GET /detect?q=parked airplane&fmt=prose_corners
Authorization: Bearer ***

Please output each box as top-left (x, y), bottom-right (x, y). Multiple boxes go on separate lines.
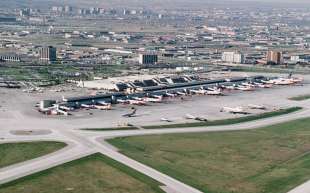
top-left (117, 98), bottom-right (146, 105)
top-left (176, 91), bottom-right (187, 96)
top-left (273, 78), bottom-right (295, 85)
top-left (206, 88), bottom-right (223, 95)
top-left (94, 104), bottom-right (112, 110)
top-left (129, 99), bottom-right (147, 105)
top-left (58, 105), bottom-right (74, 111)
top-left (241, 82), bottom-right (255, 87)
top-left (123, 107), bottom-right (137, 118)
top-left (81, 104), bottom-right (93, 108)
top-left (132, 97), bottom-right (144, 101)
top-left (262, 77), bottom-right (303, 85)
top-left (144, 97), bottom-right (162, 103)
top-left (222, 85), bottom-right (237, 90)
top-left (236, 86), bottom-right (255, 91)
top-left (190, 89), bottom-right (207, 95)
top-left (97, 101), bottom-right (111, 106)
top-left (220, 106), bottom-right (250, 114)
top-left (23, 87), bottom-right (43, 93)
top-left (288, 73), bottom-right (303, 83)
top-left (160, 118), bottom-right (173, 122)
top-left (38, 104), bottom-right (69, 116)
top-left (253, 82), bottom-right (272, 88)
top-left (248, 104), bottom-right (267, 110)
top-left (152, 95), bottom-right (163, 99)
top-left (185, 114), bottom-right (208, 122)
top-left (165, 92), bottom-right (177, 97)
top-left (117, 99), bottom-right (130, 104)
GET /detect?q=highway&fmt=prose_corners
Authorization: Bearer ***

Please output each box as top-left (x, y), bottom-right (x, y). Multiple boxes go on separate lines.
top-left (0, 99), bottom-right (309, 193)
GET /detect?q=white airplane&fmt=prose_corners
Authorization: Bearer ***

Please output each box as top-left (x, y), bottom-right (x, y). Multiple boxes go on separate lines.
top-left (222, 85), bottom-right (237, 90)
top-left (94, 104), bottom-right (112, 110)
top-left (55, 108), bottom-right (69, 116)
top-left (248, 104), bottom-right (267, 110)
top-left (165, 92), bottom-right (177, 97)
top-left (176, 91), bottom-right (187, 96)
top-left (207, 90), bottom-right (222, 95)
top-left (143, 97), bottom-right (162, 103)
top-left (117, 99), bottom-right (145, 105)
top-left (128, 99), bottom-right (147, 105)
top-left (81, 104), bottom-right (93, 108)
top-left (262, 77), bottom-right (302, 85)
top-left (152, 95), bottom-right (163, 99)
top-left (39, 105), bottom-right (69, 116)
top-left (190, 89), bottom-right (207, 95)
top-left (261, 79), bottom-right (277, 84)
top-left (160, 118), bottom-right (173, 122)
top-left (132, 97), bottom-right (144, 101)
top-left (185, 114), bottom-right (196, 119)
top-left (273, 78), bottom-right (295, 85)
top-left (236, 86), bottom-right (255, 91)
top-left (50, 89), bottom-right (64, 92)
top-left (206, 88), bottom-right (223, 95)
top-left (221, 106), bottom-right (250, 114)
top-left (290, 77), bottom-right (303, 83)
top-left (253, 82), bottom-right (272, 88)
top-left (241, 82), bottom-right (255, 87)
top-left (122, 107), bottom-right (137, 118)
top-left (185, 114), bottom-right (208, 122)
top-left (59, 105), bottom-right (74, 111)
top-left (117, 99), bottom-right (130, 104)
top-left (97, 101), bottom-right (110, 106)
top-left (23, 87), bottom-right (43, 93)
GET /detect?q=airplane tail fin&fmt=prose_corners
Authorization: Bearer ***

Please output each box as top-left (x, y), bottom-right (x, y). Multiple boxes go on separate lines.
top-left (288, 72), bottom-right (293, 78)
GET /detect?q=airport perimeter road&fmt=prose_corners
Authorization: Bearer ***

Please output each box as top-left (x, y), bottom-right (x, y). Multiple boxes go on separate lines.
top-left (0, 132), bottom-right (97, 185)
top-left (95, 139), bottom-right (203, 193)
top-left (0, 100), bottom-right (310, 193)
top-left (288, 181), bottom-right (310, 193)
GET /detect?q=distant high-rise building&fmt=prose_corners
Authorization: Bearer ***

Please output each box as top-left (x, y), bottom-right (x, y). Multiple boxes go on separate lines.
top-left (64, 6), bottom-right (73, 13)
top-left (19, 8), bottom-right (31, 17)
top-left (222, 52), bottom-right (244, 64)
top-left (51, 6), bottom-right (59, 12)
top-left (267, 51), bottom-right (283, 65)
top-left (39, 46), bottom-right (57, 63)
top-left (123, 9), bottom-right (129, 15)
top-left (139, 53), bottom-right (158, 65)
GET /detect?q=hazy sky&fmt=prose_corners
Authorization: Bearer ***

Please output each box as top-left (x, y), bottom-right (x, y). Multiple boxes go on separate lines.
top-left (1, 0), bottom-right (309, 9)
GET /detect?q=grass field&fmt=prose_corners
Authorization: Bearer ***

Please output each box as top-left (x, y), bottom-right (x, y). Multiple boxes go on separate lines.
top-left (0, 141), bottom-right (66, 168)
top-left (109, 117), bottom-right (310, 193)
top-left (289, 95), bottom-right (310, 101)
top-left (0, 153), bottom-right (164, 193)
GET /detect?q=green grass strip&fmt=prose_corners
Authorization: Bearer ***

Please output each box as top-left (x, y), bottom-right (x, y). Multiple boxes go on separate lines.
top-left (289, 95), bottom-right (310, 101)
top-left (0, 153), bottom-right (165, 193)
